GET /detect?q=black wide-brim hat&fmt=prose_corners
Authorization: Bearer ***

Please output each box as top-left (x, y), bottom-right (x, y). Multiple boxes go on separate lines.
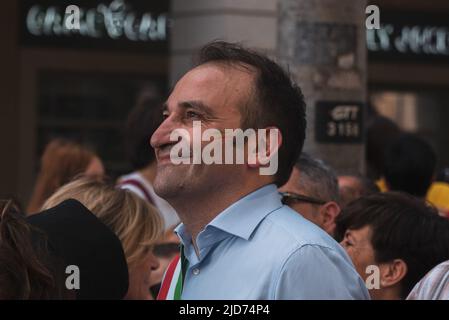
top-left (27, 199), bottom-right (129, 300)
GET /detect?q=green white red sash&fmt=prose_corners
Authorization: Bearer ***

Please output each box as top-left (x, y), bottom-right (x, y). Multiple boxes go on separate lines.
top-left (157, 254), bottom-right (182, 300)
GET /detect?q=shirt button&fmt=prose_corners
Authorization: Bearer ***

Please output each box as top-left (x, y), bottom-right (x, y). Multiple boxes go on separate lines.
top-left (192, 268), bottom-right (200, 275)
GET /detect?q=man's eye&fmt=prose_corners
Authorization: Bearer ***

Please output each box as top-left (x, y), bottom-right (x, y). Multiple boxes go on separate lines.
top-left (186, 111), bottom-right (200, 119)
top-left (162, 111), bottom-right (170, 119)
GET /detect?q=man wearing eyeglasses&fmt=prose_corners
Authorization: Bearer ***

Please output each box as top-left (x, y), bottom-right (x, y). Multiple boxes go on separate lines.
top-left (279, 153), bottom-right (341, 237)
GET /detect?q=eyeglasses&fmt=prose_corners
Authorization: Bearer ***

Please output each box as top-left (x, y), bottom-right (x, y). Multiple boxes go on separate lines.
top-left (280, 192), bottom-right (326, 206)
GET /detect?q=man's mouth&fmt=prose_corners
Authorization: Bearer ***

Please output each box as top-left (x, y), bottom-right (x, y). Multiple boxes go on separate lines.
top-left (157, 143), bottom-right (178, 164)
top-left (157, 142), bottom-right (192, 164)
top-left (157, 145), bottom-right (173, 164)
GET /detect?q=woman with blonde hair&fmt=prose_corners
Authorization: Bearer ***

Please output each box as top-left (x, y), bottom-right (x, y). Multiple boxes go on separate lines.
top-left (42, 176), bottom-right (164, 300)
top-left (27, 138), bottom-right (105, 214)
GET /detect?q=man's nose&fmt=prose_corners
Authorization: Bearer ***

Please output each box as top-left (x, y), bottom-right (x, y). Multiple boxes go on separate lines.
top-left (150, 117), bottom-right (175, 149)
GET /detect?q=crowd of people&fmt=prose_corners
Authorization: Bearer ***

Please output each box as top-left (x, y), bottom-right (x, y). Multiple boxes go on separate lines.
top-left (1, 41), bottom-right (449, 300)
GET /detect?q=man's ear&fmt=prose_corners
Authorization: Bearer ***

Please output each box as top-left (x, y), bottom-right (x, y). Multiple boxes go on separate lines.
top-left (248, 126), bottom-right (282, 168)
top-left (319, 201), bottom-right (341, 235)
top-left (379, 259), bottom-right (408, 289)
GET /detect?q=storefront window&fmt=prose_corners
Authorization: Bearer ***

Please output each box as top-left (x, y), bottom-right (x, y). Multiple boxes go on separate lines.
top-left (37, 71), bottom-right (165, 177)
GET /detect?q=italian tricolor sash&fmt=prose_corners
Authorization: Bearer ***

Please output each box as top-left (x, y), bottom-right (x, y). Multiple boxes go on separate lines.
top-left (157, 248), bottom-right (188, 300)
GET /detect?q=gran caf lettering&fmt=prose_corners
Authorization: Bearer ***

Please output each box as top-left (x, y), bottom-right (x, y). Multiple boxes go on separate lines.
top-left (26, 0), bottom-right (167, 42)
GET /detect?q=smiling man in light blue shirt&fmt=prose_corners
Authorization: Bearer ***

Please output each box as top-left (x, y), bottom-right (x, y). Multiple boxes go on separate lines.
top-left (151, 41), bottom-right (370, 300)
top-left (176, 184), bottom-right (369, 299)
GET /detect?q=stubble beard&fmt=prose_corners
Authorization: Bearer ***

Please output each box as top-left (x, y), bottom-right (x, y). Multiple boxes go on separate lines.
top-left (153, 163), bottom-right (190, 201)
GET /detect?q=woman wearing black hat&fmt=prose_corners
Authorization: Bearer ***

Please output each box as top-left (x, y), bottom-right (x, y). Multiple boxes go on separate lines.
top-left (43, 176), bottom-right (164, 300)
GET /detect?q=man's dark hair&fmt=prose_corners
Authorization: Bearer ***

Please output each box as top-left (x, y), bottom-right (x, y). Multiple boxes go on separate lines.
top-left (295, 153), bottom-right (339, 203)
top-left (335, 192), bottom-right (449, 299)
top-left (197, 41), bottom-right (307, 186)
top-left (124, 97), bottom-right (164, 170)
top-left (384, 133), bottom-right (437, 198)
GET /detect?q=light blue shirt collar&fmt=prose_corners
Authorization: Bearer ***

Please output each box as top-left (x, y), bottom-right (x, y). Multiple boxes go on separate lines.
top-left (175, 184), bottom-right (282, 253)
top-left (207, 184), bottom-right (282, 240)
